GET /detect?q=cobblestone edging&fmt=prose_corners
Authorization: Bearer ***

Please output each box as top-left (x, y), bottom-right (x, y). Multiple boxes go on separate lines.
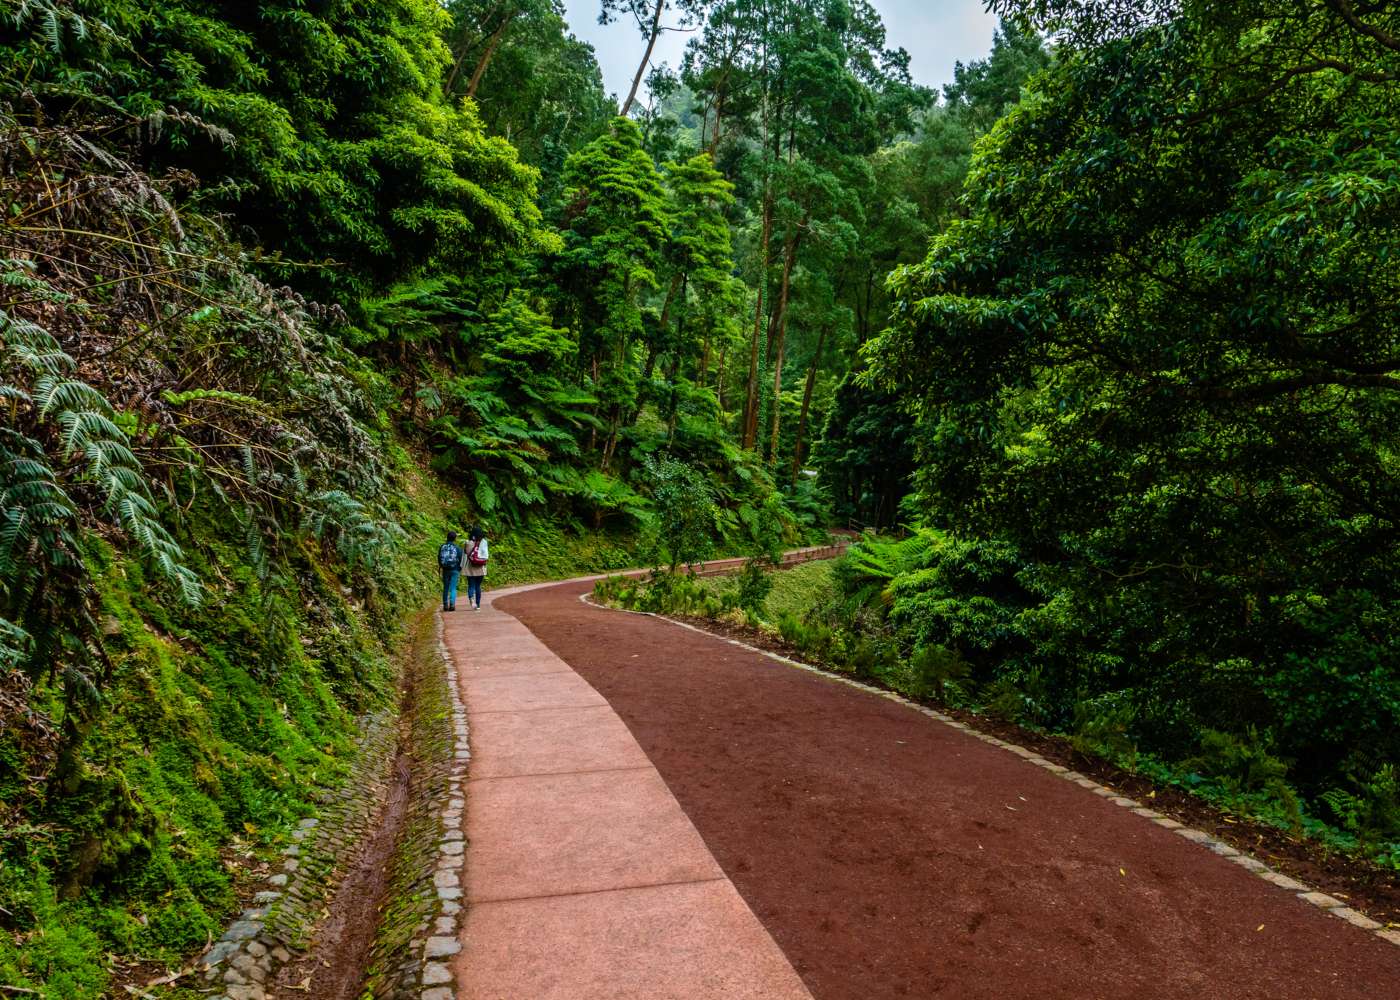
top-left (358, 614), bottom-right (470, 1000)
top-left (586, 594), bottom-right (1400, 952)
top-left (196, 706), bottom-right (400, 1000)
top-left (417, 613), bottom-right (471, 1000)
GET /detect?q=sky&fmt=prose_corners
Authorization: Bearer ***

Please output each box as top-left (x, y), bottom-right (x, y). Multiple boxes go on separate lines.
top-left (561, 1), bottom-right (1002, 104)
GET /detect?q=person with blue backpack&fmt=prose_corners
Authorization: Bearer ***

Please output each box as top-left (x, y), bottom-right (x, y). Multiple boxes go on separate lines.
top-left (438, 530), bottom-right (464, 612)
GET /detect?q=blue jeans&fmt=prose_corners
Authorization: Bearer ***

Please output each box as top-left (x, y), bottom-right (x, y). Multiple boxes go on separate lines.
top-left (465, 575), bottom-right (483, 607)
top-left (441, 569), bottom-right (459, 609)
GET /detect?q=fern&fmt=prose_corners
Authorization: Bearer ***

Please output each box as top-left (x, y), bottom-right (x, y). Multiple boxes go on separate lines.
top-left (161, 388), bottom-right (264, 409)
top-left (302, 490), bottom-right (405, 571)
top-left (3, 307), bottom-right (202, 604)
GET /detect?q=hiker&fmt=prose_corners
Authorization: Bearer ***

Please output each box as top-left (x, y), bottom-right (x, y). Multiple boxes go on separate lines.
top-left (438, 530), bottom-right (464, 612)
top-left (463, 525), bottom-right (489, 611)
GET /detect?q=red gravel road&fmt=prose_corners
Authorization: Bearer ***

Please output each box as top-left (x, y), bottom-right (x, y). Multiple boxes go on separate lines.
top-left (497, 580), bottom-right (1400, 1000)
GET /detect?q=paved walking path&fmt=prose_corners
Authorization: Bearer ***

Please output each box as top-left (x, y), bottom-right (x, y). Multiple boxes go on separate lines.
top-left (492, 577), bottom-right (1400, 1000)
top-left (440, 587), bottom-right (812, 1000)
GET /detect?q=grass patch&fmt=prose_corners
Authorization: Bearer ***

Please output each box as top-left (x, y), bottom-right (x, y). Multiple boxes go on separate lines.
top-left (694, 559), bottom-right (838, 626)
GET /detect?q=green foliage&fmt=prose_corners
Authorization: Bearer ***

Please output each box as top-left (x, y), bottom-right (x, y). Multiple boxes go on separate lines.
top-left (595, 569), bottom-right (724, 618)
top-left (5, 0), bottom-right (548, 298)
top-left (432, 293), bottom-right (650, 526)
top-left (1069, 695), bottom-right (1138, 765)
top-left (1322, 764), bottom-right (1400, 847)
top-left (758, 558), bottom-right (836, 623)
top-left (444, 0), bottom-right (614, 198)
top-left (1182, 729), bottom-right (1303, 832)
top-left (2, 301), bottom-right (200, 606)
top-left (644, 455), bottom-right (717, 570)
top-left (733, 558), bottom-right (773, 615)
top-left (905, 644), bottom-right (970, 703)
top-left (864, 1), bottom-right (1400, 845)
top-left (552, 118), bottom-right (670, 446)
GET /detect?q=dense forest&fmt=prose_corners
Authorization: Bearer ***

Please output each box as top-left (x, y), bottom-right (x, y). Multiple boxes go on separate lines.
top-left (2, 0), bottom-right (1399, 994)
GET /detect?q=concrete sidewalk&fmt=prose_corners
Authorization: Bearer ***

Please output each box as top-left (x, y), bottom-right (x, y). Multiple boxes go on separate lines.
top-left (441, 591), bottom-right (812, 1000)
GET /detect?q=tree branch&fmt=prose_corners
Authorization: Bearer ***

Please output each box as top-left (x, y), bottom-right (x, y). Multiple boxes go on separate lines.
top-left (1183, 371), bottom-right (1400, 401)
top-left (1326, 0), bottom-right (1400, 54)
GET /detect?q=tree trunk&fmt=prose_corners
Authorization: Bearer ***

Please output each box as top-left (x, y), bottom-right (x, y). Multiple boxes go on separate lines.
top-left (631, 271), bottom-right (683, 426)
top-left (445, 3), bottom-right (505, 95)
top-left (716, 342), bottom-right (727, 410)
top-left (710, 88), bottom-right (724, 152)
top-left (765, 220), bottom-right (805, 462)
top-left (860, 269), bottom-right (875, 343)
top-left (601, 409), bottom-right (621, 471)
top-left (665, 354), bottom-right (682, 443)
top-left (657, 270), bottom-right (683, 341)
top-left (466, 12), bottom-right (518, 99)
top-left (620, 0), bottom-right (666, 117)
top-left (742, 190), bottom-right (774, 450)
top-left (789, 322), bottom-right (828, 484)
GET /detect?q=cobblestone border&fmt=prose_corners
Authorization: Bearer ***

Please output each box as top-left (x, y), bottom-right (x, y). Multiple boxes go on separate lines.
top-left (196, 706), bottom-right (400, 1000)
top-left (585, 594), bottom-right (1400, 951)
top-left (413, 611), bottom-right (471, 1000)
top-left (348, 609), bottom-right (465, 1000)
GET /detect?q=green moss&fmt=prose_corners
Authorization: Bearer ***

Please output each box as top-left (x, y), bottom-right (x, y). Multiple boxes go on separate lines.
top-left (0, 487), bottom-right (432, 996)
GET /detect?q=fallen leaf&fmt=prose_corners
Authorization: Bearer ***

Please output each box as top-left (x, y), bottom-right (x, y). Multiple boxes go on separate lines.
top-left (1147, 790), bottom-right (1156, 799)
top-left (1256, 924), bottom-right (1265, 932)
top-left (1120, 868), bottom-right (1126, 877)
top-left (145, 965), bottom-right (193, 987)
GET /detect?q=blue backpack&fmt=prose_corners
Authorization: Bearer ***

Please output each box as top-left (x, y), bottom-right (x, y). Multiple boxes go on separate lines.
top-left (438, 542), bottom-right (461, 570)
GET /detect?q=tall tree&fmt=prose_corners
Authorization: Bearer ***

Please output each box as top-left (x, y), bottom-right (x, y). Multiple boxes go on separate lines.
top-left (444, 0), bottom-right (614, 189)
top-left (643, 152), bottom-right (742, 434)
top-left (601, 0), bottom-right (711, 117)
top-left (682, 0), bottom-right (919, 457)
top-left (551, 118), bottom-right (670, 468)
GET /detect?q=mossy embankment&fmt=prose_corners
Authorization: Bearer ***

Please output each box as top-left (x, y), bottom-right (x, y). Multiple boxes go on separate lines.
top-left (0, 442), bottom-right (640, 999)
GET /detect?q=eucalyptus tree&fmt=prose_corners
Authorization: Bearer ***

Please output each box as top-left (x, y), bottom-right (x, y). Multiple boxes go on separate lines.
top-left (649, 153), bottom-right (740, 396)
top-left (443, 0), bottom-right (613, 193)
top-left (444, 0), bottom-right (564, 98)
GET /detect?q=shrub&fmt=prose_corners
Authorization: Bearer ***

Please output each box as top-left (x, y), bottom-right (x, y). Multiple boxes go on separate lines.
top-left (1182, 729), bottom-right (1303, 831)
top-left (906, 644), bottom-right (970, 703)
top-left (734, 559), bottom-right (774, 616)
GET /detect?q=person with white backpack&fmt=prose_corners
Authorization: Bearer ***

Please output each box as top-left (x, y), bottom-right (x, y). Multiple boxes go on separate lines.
top-left (463, 525), bottom-right (489, 611)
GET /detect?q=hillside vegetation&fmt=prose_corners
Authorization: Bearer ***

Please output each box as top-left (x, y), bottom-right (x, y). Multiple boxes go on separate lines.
top-left (5, 0), bottom-right (1400, 993)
